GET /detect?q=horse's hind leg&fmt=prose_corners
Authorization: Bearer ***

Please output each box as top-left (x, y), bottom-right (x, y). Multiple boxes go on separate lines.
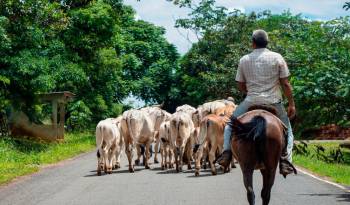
top-left (261, 169), bottom-right (276, 205)
top-left (242, 168), bottom-right (255, 205)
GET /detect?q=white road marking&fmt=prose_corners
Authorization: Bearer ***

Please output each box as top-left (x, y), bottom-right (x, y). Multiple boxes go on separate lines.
top-left (297, 167), bottom-right (350, 193)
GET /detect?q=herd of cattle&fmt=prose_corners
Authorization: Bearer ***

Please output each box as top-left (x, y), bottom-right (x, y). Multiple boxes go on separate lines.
top-left (95, 98), bottom-right (237, 176)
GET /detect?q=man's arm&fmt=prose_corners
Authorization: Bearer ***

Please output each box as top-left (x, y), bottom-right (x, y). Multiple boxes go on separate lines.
top-left (237, 81), bottom-right (247, 94)
top-left (280, 77), bottom-right (296, 119)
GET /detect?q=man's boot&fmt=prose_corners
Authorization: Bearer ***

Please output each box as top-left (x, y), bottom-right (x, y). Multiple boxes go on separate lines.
top-left (215, 150), bottom-right (232, 169)
top-left (279, 150), bottom-right (297, 178)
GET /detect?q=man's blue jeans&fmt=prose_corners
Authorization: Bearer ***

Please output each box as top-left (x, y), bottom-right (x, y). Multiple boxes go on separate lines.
top-left (223, 100), bottom-right (294, 162)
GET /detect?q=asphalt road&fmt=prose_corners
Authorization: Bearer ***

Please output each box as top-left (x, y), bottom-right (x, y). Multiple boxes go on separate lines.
top-left (0, 151), bottom-right (349, 205)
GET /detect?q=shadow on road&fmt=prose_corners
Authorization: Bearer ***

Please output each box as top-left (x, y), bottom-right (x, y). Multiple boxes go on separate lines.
top-left (84, 168), bottom-right (143, 177)
top-left (298, 193), bottom-right (350, 203)
top-left (187, 171), bottom-right (226, 178)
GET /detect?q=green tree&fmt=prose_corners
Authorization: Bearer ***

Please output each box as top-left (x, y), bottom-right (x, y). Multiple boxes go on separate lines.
top-left (174, 1), bottom-right (350, 135)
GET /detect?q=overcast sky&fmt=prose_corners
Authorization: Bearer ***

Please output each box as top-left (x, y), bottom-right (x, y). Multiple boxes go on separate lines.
top-left (124, 0), bottom-right (349, 54)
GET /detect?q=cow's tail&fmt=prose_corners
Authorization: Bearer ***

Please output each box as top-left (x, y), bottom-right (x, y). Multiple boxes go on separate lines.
top-left (96, 124), bottom-right (105, 158)
top-left (194, 118), bottom-right (209, 154)
top-left (127, 115), bottom-right (134, 141)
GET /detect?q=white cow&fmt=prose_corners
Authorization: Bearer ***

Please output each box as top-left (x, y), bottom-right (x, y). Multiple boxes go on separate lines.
top-left (105, 117), bottom-right (124, 169)
top-left (140, 106), bottom-right (171, 163)
top-left (170, 110), bottom-right (194, 172)
top-left (121, 109), bottom-right (155, 172)
top-left (96, 118), bottom-right (122, 175)
top-left (159, 121), bottom-right (174, 170)
top-left (197, 98), bottom-right (236, 121)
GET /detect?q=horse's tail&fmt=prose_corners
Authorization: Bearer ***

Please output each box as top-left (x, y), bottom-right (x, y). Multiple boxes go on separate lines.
top-left (232, 116), bottom-right (266, 162)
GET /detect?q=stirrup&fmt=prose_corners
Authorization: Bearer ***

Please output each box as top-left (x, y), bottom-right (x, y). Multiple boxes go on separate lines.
top-left (215, 150), bottom-right (232, 167)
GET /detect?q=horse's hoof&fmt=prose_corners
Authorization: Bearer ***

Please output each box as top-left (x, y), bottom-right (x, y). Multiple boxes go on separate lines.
top-left (231, 163), bottom-right (236, 168)
top-left (97, 171), bottom-right (101, 176)
top-left (212, 170), bottom-right (217, 175)
top-left (154, 159), bottom-right (159, 164)
top-left (161, 165), bottom-right (165, 170)
top-left (195, 171), bottom-right (199, 176)
top-left (188, 165), bottom-right (192, 170)
top-left (135, 159), bottom-right (140, 166)
top-left (145, 165), bottom-right (150, 169)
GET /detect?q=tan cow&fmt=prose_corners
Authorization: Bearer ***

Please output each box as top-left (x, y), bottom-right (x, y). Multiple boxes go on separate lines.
top-left (96, 119), bottom-right (122, 175)
top-left (159, 121), bottom-right (174, 170)
top-left (197, 98), bottom-right (236, 120)
top-left (141, 107), bottom-right (171, 163)
top-left (194, 104), bottom-right (235, 176)
top-left (121, 109), bottom-right (155, 172)
top-left (170, 110), bottom-right (194, 172)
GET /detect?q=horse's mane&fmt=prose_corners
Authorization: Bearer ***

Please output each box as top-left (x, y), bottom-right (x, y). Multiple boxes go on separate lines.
top-left (247, 105), bottom-right (278, 116)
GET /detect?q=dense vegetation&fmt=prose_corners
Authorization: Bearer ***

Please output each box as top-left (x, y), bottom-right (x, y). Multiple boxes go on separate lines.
top-left (0, 0), bottom-right (178, 130)
top-left (171, 0), bottom-right (350, 135)
top-left (0, 0), bottom-right (349, 136)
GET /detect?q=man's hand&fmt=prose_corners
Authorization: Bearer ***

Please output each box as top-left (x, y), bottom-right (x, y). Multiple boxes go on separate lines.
top-left (287, 104), bottom-right (296, 120)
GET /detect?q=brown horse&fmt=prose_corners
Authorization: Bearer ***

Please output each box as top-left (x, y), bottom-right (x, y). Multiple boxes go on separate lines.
top-left (231, 106), bottom-right (295, 205)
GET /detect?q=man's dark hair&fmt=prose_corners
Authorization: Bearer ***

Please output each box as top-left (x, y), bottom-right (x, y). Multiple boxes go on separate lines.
top-left (252, 30), bottom-right (269, 48)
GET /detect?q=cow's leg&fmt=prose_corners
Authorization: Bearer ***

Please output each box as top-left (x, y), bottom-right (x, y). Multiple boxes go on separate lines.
top-left (160, 144), bottom-right (165, 170)
top-left (186, 143), bottom-right (193, 170)
top-left (101, 142), bottom-right (110, 174)
top-left (125, 144), bottom-right (134, 173)
top-left (174, 147), bottom-right (180, 172)
top-left (209, 144), bottom-right (218, 175)
top-left (195, 144), bottom-right (204, 176)
top-left (202, 146), bottom-right (208, 169)
top-left (178, 146), bottom-right (185, 172)
top-left (114, 145), bottom-right (121, 169)
top-left (97, 149), bottom-right (103, 176)
top-left (154, 134), bottom-right (160, 164)
top-left (169, 147), bottom-right (174, 169)
top-left (107, 144), bottom-right (117, 174)
top-left (242, 167), bottom-right (255, 205)
top-left (135, 144), bottom-right (141, 166)
top-left (144, 142), bottom-right (151, 169)
top-left (261, 169), bottom-right (276, 205)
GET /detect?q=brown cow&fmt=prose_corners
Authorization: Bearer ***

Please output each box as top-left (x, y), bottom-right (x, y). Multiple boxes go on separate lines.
top-left (194, 104), bottom-right (235, 176)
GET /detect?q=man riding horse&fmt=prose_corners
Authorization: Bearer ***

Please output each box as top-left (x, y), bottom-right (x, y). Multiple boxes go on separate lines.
top-left (217, 29), bottom-right (296, 176)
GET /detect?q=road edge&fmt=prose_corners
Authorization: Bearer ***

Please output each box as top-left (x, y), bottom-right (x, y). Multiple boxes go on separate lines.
top-left (296, 166), bottom-right (350, 193)
top-left (0, 150), bottom-right (95, 189)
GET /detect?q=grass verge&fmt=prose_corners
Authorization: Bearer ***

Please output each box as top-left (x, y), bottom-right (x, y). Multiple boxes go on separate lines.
top-left (293, 142), bottom-right (350, 186)
top-left (0, 132), bottom-right (95, 185)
